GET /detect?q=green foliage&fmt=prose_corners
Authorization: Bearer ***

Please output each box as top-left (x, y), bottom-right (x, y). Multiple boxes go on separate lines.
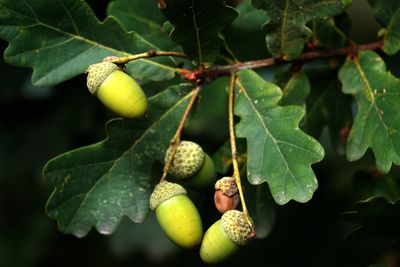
top-left (0, 0), bottom-right (176, 87)
top-left (161, 0), bottom-right (237, 64)
top-left (252, 0), bottom-right (347, 59)
top-left (45, 84), bottom-right (193, 237)
top-left (107, 0), bottom-right (176, 49)
top-left (234, 70), bottom-right (324, 204)
top-left (368, 0), bottom-right (400, 55)
top-left (274, 70), bottom-right (310, 106)
top-left (339, 51), bottom-right (400, 173)
top-left (311, 13), bottom-right (352, 48)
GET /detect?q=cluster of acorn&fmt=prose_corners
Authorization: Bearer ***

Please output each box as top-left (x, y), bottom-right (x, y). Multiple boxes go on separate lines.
top-left (86, 62), bottom-right (255, 263)
top-left (151, 141), bottom-right (255, 264)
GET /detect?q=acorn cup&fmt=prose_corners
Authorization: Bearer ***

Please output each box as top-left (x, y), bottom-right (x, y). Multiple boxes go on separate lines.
top-left (214, 176), bottom-right (240, 213)
top-left (200, 210), bottom-right (255, 264)
top-left (149, 181), bottom-right (203, 249)
top-left (165, 141), bottom-right (216, 189)
top-left (86, 62), bottom-right (148, 119)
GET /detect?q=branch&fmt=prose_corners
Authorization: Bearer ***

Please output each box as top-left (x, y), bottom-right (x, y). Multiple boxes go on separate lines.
top-left (202, 40), bottom-right (384, 80)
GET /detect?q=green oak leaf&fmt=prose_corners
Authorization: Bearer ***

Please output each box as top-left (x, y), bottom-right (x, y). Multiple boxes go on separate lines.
top-left (0, 0), bottom-right (176, 87)
top-left (235, 70), bottom-right (325, 205)
top-left (107, 0), bottom-right (176, 50)
top-left (338, 51), bottom-right (400, 173)
top-left (44, 84), bottom-right (193, 237)
top-left (161, 0), bottom-right (237, 64)
top-left (311, 13), bottom-right (352, 48)
top-left (231, 0), bottom-right (268, 31)
top-left (368, 0), bottom-right (400, 55)
top-left (275, 70), bottom-right (310, 106)
top-left (252, 0), bottom-right (347, 60)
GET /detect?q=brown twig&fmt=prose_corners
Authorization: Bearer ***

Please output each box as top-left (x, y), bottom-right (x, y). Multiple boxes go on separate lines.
top-left (202, 40), bottom-right (384, 80)
top-left (228, 72), bottom-right (256, 235)
top-left (159, 86), bottom-right (202, 183)
top-left (110, 50), bottom-right (190, 76)
top-left (111, 50), bottom-right (187, 64)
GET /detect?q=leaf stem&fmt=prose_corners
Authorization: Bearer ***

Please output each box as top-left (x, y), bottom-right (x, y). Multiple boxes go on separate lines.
top-left (159, 85), bottom-right (202, 183)
top-left (111, 50), bottom-right (188, 64)
top-left (228, 72), bottom-right (256, 234)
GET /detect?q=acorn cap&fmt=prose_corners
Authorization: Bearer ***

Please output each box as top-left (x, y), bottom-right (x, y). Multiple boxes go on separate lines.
top-left (215, 176), bottom-right (238, 197)
top-left (221, 210), bottom-right (254, 246)
top-left (149, 181), bottom-right (187, 210)
top-left (86, 62), bottom-right (119, 95)
top-left (165, 141), bottom-right (205, 179)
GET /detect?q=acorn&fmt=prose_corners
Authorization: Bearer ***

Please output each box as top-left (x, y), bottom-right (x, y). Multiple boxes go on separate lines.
top-left (165, 141), bottom-right (216, 189)
top-left (200, 210), bottom-right (255, 264)
top-left (86, 62), bottom-right (148, 119)
top-left (149, 181), bottom-right (203, 248)
top-left (214, 177), bottom-right (240, 213)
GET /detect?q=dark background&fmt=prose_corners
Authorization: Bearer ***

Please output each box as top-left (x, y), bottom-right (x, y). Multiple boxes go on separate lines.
top-left (1, 1), bottom-right (399, 266)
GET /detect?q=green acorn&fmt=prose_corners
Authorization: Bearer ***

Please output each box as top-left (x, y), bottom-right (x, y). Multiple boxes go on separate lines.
top-left (165, 141), bottom-right (216, 189)
top-left (86, 62), bottom-right (148, 119)
top-left (149, 181), bottom-right (203, 248)
top-left (200, 210), bottom-right (255, 264)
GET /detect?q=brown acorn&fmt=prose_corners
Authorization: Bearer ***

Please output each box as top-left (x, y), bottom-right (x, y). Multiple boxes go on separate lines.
top-left (214, 176), bottom-right (240, 213)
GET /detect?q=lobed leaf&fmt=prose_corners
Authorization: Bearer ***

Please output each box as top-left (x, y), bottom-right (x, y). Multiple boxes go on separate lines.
top-left (107, 0), bottom-right (176, 50)
top-left (0, 0), bottom-right (176, 87)
top-left (44, 84), bottom-right (193, 237)
top-left (234, 70), bottom-right (325, 205)
top-left (311, 13), bottom-right (352, 48)
top-left (252, 0), bottom-right (347, 60)
top-left (231, 0), bottom-right (268, 31)
top-left (368, 0), bottom-right (400, 55)
top-left (338, 51), bottom-right (400, 173)
top-left (275, 70), bottom-right (310, 106)
top-left (161, 0), bottom-right (237, 64)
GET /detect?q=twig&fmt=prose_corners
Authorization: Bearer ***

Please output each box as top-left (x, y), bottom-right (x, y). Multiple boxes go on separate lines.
top-left (104, 50), bottom-right (190, 76)
top-left (159, 86), bottom-right (202, 183)
top-left (228, 72), bottom-right (256, 234)
top-left (111, 50), bottom-right (187, 64)
top-left (202, 40), bottom-right (384, 79)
